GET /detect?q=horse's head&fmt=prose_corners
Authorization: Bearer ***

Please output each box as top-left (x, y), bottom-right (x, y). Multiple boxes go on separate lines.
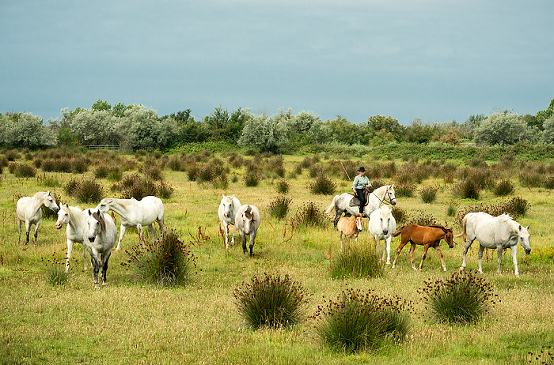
top-left (96, 198), bottom-right (113, 213)
top-left (386, 185), bottom-right (397, 206)
top-left (44, 191), bottom-right (60, 213)
top-left (378, 205), bottom-right (393, 235)
top-left (85, 209), bottom-right (106, 243)
top-left (518, 224), bottom-right (531, 255)
top-left (242, 206), bottom-right (255, 232)
top-left (444, 229), bottom-right (455, 248)
top-left (221, 195), bottom-right (235, 218)
top-left (55, 204), bottom-right (71, 229)
top-left (354, 214), bottom-right (364, 232)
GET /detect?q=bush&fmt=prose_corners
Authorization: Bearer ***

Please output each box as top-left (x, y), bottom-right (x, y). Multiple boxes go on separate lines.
top-left (419, 185), bottom-right (438, 204)
top-left (312, 288), bottom-right (410, 353)
top-left (125, 229), bottom-right (195, 287)
top-left (394, 182), bottom-right (416, 198)
top-left (13, 163), bottom-right (36, 178)
top-left (71, 157), bottom-right (89, 174)
top-left (419, 270), bottom-right (496, 324)
top-left (391, 207), bottom-right (408, 225)
top-left (276, 179), bottom-right (289, 194)
top-left (268, 195), bottom-right (292, 219)
top-left (503, 197), bottom-right (530, 217)
top-left (73, 179), bottom-right (105, 204)
top-left (493, 179), bottom-right (514, 196)
top-left (234, 273), bottom-right (309, 329)
top-left (45, 262), bottom-right (70, 287)
top-left (452, 179), bottom-right (480, 200)
top-left (293, 202), bottom-right (328, 228)
top-left (94, 165), bottom-right (110, 179)
top-left (519, 171), bottom-right (543, 188)
top-left (543, 176), bottom-right (554, 190)
top-left (330, 243), bottom-right (383, 279)
top-left (309, 174), bottom-right (336, 195)
top-left (244, 172), bottom-right (260, 187)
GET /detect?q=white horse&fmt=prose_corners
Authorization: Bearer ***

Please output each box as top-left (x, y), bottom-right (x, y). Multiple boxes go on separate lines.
top-left (458, 212), bottom-right (531, 277)
top-left (83, 209), bottom-right (118, 289)
top-left (218, 194), bottom-right (241, 250)
top-left (16, 191), bottom-right (60, 245)
top-left (55, 204), bottom-right (91, 272)
top-left (325, 185), bottom-right (397, 228)
top-left (368, 204), bottom-right (396, 265)
top-left (235, 205), bottom-right (261, 256)
top-left (96, 196), bottom-right (164, 250)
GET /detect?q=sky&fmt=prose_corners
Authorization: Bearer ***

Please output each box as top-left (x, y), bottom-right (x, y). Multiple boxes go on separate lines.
top-left (1, 0), bottom-right (553, 125)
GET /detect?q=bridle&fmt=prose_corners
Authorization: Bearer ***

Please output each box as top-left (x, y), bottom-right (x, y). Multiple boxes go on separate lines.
top-left (371, 186), bottom-right (395, 205)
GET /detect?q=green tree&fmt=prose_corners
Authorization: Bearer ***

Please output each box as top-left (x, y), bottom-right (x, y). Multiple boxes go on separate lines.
top-left (535, 97), bottom-right (554, 129)
top-left (238, 112), bottom-right (288, 153)
top-left (71, 109), bottom-right (118, 146)
top-left (365, 115), bottom-right (404, 144)
top-left (325, 116), bottom-right (362, 145)
top-left (91, 99), bottom-right (112, 112)
top-left (474, 111), bottom-right (538, 146)
top-left (540, 115), bottom-right (554, 144)
top-left (0, 112), bottom-right (56, 148)
top-left (403, 118), bottom-right (437, 144)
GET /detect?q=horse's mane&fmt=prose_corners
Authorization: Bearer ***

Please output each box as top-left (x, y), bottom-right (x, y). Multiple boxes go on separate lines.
top-left (428, 225), bottom-right (452, 233)
top-left (92, 211), bottom-right (106, 232)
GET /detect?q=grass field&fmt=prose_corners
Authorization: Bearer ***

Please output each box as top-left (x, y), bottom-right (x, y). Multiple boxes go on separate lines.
top-left (1, 150), bottom-right (553, 364)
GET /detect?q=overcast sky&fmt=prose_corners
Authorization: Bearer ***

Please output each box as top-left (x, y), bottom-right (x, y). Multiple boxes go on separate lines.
top-left (1, 0), bottom-right (553, 125)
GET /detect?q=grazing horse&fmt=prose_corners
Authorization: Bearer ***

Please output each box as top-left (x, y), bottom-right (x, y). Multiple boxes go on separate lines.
top-left (458, 212), bottom-right (531, 277)
top-left (392, 224), bottom-right (454, 271)
top-left (336, 214), bottom-right (364, 251)
top-left (55, 204), bottom-right (90, 272)
top-left (96, 196), bottom-right (164, 250)
top-left (325, 185), bottom-right (397, 228)
top-left (235, 205), bottom-right (260, 256)
top-left (83, 209), bottom-right (118, 289)
top-left (218, 194), bottom-right (241, 249)
top-left (368, 205), bottom-right (396, 264)
top-left (16, 191), bottom-right (59, 245)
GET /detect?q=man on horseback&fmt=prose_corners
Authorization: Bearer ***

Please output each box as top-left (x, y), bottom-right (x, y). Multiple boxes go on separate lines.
top-left (352, 167), bottom-right (372, 216)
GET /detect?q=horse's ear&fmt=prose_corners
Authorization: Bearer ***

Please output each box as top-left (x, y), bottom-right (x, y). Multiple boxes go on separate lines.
top-left (222, 194), bottom-right (225, 199)
top-left (526, 225), bottom-right (530, 230)
top-left (519, 225), bottom-right (522, 231)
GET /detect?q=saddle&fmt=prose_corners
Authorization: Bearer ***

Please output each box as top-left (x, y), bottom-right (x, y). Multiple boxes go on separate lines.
top-left (349, 189), bottom-right (370, 207)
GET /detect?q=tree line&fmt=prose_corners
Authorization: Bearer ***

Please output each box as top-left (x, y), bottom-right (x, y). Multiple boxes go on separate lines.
top-left (1, 98), bottom-right (553, 152)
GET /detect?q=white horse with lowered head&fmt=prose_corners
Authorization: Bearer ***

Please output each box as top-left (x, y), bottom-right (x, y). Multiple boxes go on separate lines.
top-left (325, 185), bottom-right (397, 228)
top-left (458, 212), bottom-right (531, 277)
top-left (235, 204), bottom-right (260, 256)
top-left (218, 194), bottom-right (241, 249)
top-left (96, 196), bottom-right (164, 250)
top-left (368, 204), bottom-right (396, 265)
top-left (55, 204), bottom-right (91, 272)
top-left (17, 191), bottom-right (59, 245)
top-left (83, 208), bottom-right (118, 289)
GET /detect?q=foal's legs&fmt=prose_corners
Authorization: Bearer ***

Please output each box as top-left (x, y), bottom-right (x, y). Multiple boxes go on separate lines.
top-left (409, 243), bottom-right (417, 270)
top-left (418, 244), bottom-right (431, 270)
top-left (90, 251), bottom-right (100, 289)
top-left (147, 224), bottom-right (156, 241)
top-left (392, 239), bottom-right (408, 268)
top-left (65, 239), bottom-right (74, 272)
top-left (435, 246), bottom-right (447, 272)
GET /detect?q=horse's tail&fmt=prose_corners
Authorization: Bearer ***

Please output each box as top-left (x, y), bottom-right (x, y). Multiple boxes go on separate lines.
top-left (392, 225), bottom-right (405, 237)
top-left (325, 195), bottom-right (338, 216)
top-left (454, 215), bottom-right (468, 240)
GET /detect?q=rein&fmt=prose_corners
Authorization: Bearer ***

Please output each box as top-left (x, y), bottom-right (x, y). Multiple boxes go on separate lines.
top-left (371, 186), bottom-right (391, 206)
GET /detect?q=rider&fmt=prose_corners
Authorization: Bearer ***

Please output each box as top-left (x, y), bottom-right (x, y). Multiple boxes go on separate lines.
top-left (352, 167), bottom-right (372, 216)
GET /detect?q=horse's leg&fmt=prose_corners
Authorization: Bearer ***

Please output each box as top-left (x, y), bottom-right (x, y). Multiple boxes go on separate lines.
top-left (24, 221), bottom-right (31, 245)
top-left (460, 238), bottom-right (475, 271)
top-left (339, 232), bottom-right (344, 251)
top-left (241, 233), bottom-right (247, 255)
top-left (477, 245), bottom-right (485, 274)
top-left (392, 238), bottom-right (407, 268)
top-left (385, 236), bottom-right (391, 265)
top-left (496, 245), bottom-right (504, 275)
top-left (333, 209), bottom-right (342, 229)
top-left (435, 246), bottom-right (447, 272)
top-left (511, 245), bottom-right (519, 277)
top-left (223, 223), bottom-right (229, 250)
top-left (18, 220), bottom-right (22, 244)
top-left (148, 224), bottom-right (156, 242)
top-left (101, 250), bottom-right (112, 285)
top-left (65, 239), bottom-right (74, 273)
top-left (115, 224), bottom-right (127, 251)
top-left (419, 244), bottom-right (430, 270)
top-left (409, 243), bottom-right (417, 270)
top-left (137, 224), bottom-right (143, 241)
top-left (90, 251), bottom-right (100, 289)
top-left (33, 221), bottom-right (40, 246)
top-left (82, 244), bottom-right (88, 270)
top-left (248, 231), bottom-right (256, 257)
top-left (157, 217), bottom-right (164, 234)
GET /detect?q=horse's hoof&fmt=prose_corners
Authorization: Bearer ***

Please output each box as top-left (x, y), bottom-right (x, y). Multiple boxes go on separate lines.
top-left (459, 267), bottom-right (465, 272)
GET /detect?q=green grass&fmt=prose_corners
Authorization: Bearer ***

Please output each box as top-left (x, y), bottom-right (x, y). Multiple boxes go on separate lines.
top-left (1, 150), bottom-right (554, 364)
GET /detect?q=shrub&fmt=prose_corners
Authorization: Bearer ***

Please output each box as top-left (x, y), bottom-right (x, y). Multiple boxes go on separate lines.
top-left (543, 176), bottom-right (554, 190)
top-left (293, 202), bottom-right (327, 228)
top-left (107, 167), bottom-right (123, 182)
top-left (418, 270), bottom-right (496, 324)
top-left (493, 179), bottom-right (514, 196)
top-left (45, 261), bottom-right (70, 286)
top-left (74, 179), bottom-right (105, 203)
top-left (37, 173), bottom-right (61, 188)
top-left (157, 180), bottom-right (174, 199)
top-left (330, 243), bottom-right (383, 279)
top-left (64, 178), bottom-right (80, 196)
top-left (142, 164), bottom-right (163, 181)
top-left (276, 179), bottom-right (289, 194)
top-left (168, 155), bottom-right (184, 171)
top-left (268, 195), bottom-right (292, 219)
top-left (244, 172), bottom-right (260, 187)
top-left (309, 174), bottom-right (336, 195)
top-left (420, 185), bottom-right (438, 204)
top-left (447, 202), bottom-right (457, 217)
top-left (503, 197), bottom-right (530, 217)
top-left (312, 288), bottom-right (410, 353)
top-left (13, 163), bottom-right (36, 178)
top-left (212, 174), bottom-right (228, 190)
top-left (125, 229), bottom-right (195, 287)
top-left (94, 165), bottom-right (110, 179)
top-left (519, 171), bottom-right (542, 188)
top-left (394, 182), bottom-right (416, 198)
top-left (234, 273), bottom-right (309, 329)
top-left (452, 179), bottom-right (480, 200)
top-left (391, 207), bottom-right (408, 225)
top-left (71, 157), bottom-right (89, 174)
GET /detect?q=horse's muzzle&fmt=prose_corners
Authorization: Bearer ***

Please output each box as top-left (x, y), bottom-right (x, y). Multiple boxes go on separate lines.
top-left (525, 248), bottom-right (531, 255)
top-left (391, 200), bottom-right (397, 206)
top-left (88, 237), bottom-right (96, 243)
top-left (55, 223), bottom-right (63, 229)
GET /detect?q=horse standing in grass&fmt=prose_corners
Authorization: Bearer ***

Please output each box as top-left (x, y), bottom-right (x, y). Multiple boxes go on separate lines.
top-left (325, 185), bottom-right (397, 228)
top-left (55, 204), bottom-right (90, 272)
top-left (17, 191), bottom-right (59, 245)
top-left (96, 196), bottom-right (164, 250)
top-left (218, 194), bottom-right (241, 250)
top-left (83, 209), bottom-right (118, 289)
top-left (235, 205), bottom-right (260, 256)
top-left (336, 214), bottom-right (364, 251)
top-left (368, 205), bottom-right (396, 264)
top-left (458, 212), bottom-right (531, 277)
top-left (392, 224), bottom-right (454, 271)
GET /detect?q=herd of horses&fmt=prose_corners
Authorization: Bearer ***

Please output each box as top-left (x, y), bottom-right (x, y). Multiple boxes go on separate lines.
top-left (15, 184), bottom-right (532, 288)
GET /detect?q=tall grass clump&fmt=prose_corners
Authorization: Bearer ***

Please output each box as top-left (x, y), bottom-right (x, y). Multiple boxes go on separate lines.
top-left (493, 179), bottom-right (514, 196)
top-left (244, 172), bottom-right (261, 187)
top-left (13, 163), bottom-right (36, 178)
top-left (74, 179), bottom-right (105, 204)
top-left (276, 179), bottom-right (289, 194)
top-left (125, 229), bottom-right (195, 287)
top-left (419, 185), bottom-right (438, 204)
top-left (312, 288), bottom-right (410, 353)
top-left (418, 270), bottom-right (496, 325)
top-left (330, 244), bottom-right (383, 279)
top-left (452, 179), bottom-right (480, 200)
top-left (268, 195), bottom-right (292, 219)
top-left (234, 273), bottom-right (309, 330)
top-left (309, 174), bottom-right (336, 195)
top-left (44, 258), bottom-right (70, 287)
top-left (394, 182), bottom-right (416, 198)
top-left (293, 202), bottom-right (328, 228)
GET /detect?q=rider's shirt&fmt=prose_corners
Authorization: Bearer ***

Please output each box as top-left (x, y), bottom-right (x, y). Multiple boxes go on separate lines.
top-left (352, 175), bottom-right (370, 190)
